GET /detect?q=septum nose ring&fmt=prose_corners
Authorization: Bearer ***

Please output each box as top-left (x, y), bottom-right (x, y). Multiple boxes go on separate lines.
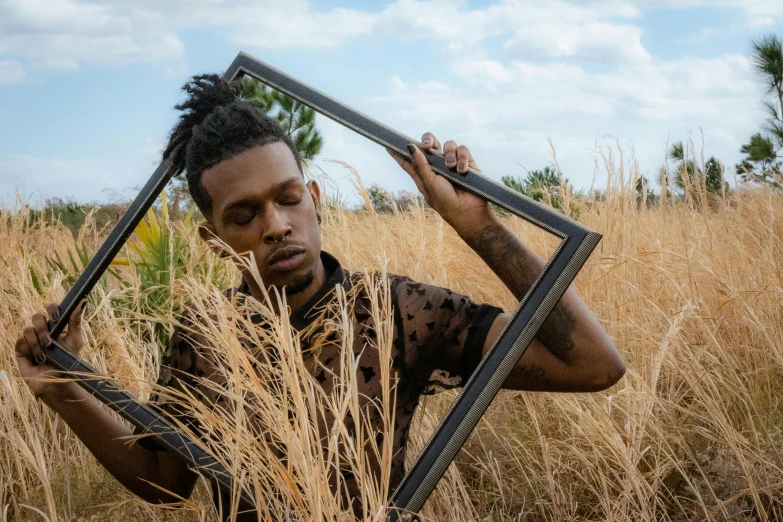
top-left (273, 236), bottom-right (287, 243)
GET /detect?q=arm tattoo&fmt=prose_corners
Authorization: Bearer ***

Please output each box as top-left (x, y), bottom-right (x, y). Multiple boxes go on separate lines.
top-left (514, 363), bottom-right (554, 390)
top-left (464, 224), bottom-right (577, 363)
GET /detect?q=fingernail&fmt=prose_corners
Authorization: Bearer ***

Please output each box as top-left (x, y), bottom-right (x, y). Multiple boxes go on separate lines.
top-left (35, 353), bottom-right (46, 365)
top-left (43, 338), bottom-right (51, 348)
top-left (422, 138), bottom-right (431, 145)
top-left (406, 144), bottom-right (416, 155)
top-left (458, 162), bottom-right (466, 170)
top-left (447, 155), bottom-right (455, 164)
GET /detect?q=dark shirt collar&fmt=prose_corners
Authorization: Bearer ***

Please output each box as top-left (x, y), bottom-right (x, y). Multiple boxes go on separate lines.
top-left (237, 251), bottom-right (347, 331)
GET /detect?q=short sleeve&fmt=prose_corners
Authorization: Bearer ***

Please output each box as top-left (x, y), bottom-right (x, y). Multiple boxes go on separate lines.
top-left (391, 276), bottom-right (503, 395)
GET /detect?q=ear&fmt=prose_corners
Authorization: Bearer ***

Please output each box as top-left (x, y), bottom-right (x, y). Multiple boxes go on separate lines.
top-left (306, 179), bottom-right (322, 223)
top-left (198, 222), bottom-right (228, 257)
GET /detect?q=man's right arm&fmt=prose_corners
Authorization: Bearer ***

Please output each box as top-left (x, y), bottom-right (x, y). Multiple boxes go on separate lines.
top-left (41, 381), bottom-right (197, 503)
top-left (14, 302), bottom-right (197, 505)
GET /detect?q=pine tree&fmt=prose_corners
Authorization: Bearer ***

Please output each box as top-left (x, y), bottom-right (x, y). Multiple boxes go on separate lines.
top-left (240, 77), bottom-right (323, 160)
top-left (736, 33), bottom-right (783, 188)
top-left (668, 141), bottom-right (727, 194)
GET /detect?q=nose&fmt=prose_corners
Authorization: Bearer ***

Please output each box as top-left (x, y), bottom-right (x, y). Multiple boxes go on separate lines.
top-left (263, 207), bottom-right (292, 244)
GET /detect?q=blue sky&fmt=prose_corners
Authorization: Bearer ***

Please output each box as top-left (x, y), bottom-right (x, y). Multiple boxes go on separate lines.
top-left (0, 0), bottom-right (781, 206)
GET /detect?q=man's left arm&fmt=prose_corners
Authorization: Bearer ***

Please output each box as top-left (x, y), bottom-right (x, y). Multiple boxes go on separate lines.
top-left (387, 133), bottom-right (625, 393)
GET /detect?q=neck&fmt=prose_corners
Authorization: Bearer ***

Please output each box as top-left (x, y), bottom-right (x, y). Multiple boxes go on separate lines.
top-left (244, 257), bottom-right (327, 316)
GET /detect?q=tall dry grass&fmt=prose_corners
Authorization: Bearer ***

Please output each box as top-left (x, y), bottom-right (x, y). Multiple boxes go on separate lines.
top-left (1, 154), bottom-right (782, 521)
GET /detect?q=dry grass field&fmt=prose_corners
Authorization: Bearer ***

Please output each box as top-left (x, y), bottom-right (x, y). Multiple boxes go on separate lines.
top-left (1, 160), bottom-right (782, 521)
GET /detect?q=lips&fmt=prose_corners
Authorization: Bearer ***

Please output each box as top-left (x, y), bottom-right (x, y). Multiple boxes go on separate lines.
top-left (267, 245), bottom-right (306, 272)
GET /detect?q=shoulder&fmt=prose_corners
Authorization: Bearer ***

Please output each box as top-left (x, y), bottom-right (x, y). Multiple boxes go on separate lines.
top-left (341, 269), bottom-right (410, 296)
top-left (388, 274), bottom-right (465, 314)
top-left (343, 271), bottom-right (447, 308)
top-left (386, 273), bottom-right (442, 300)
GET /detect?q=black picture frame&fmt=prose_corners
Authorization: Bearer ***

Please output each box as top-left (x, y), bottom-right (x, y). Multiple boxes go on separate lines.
top-left (40, 51), bottom-right (601, 519)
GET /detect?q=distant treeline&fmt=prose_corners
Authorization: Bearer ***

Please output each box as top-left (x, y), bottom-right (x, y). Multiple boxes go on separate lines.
top-left (27, 197), bottom-right (126, 234)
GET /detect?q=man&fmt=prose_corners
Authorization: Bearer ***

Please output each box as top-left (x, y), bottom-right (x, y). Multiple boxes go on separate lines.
top-left (14, 75), bottom-right (625, 520)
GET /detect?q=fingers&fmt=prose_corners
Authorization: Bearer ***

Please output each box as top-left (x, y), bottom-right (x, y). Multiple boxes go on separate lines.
top-left (64, 300), bottom-right (86, 351)
top-left (389, 134), bottom-right (480, 189)
top-left (443, 140), bottom-right (458, 169)
top-left (23, 326), bottom-right (46, 365)
top-left (455, 145), bottom-right (473, 174)
top-left (407, 144), bottom-right (438, 193)
top-left (14, 336), bottom-right (30, 359)
top-left (386, 148), bottom-right (428, 197)
top-left (46, 303), bottom-right (61, 324)
top-left (421, 132), bottom-right (441, 151)
top-left (442, 141), bottom-right (479, 175)
top-left (69, 300), bottom-right (86, 330)
top-left (32, 313), bottom-right (53, 349)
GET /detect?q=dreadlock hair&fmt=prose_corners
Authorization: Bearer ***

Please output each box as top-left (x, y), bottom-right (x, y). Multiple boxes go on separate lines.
top-left (163, 74), bottom-right (304, 217)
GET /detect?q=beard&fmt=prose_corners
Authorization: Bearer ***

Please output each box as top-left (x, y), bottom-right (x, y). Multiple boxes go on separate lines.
top-left (284, 269), bottom-right (315, 296)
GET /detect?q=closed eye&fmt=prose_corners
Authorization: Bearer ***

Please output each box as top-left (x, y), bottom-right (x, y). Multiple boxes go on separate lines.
top-left (280, 197), bottom-right (303, 206)
top-left (231, 211), bottom-right (256, 226)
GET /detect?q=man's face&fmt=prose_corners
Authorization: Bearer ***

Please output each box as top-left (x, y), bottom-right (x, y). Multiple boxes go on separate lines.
top-left (199, 142), bottom-right (322, 294)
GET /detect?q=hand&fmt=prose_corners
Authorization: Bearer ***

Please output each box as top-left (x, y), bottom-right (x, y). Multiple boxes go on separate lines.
top-left (386, 132), bottom-right (497, 237)
top-left (14, 300), bottom-right (86, 401)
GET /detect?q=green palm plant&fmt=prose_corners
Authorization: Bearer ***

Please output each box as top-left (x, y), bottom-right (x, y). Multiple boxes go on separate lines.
top-left (501, 166), bottom-right (574, 210)
top-left (28, 206), bottom-right (114, 309)
top-left (111, 193), bottom-right (231, 350)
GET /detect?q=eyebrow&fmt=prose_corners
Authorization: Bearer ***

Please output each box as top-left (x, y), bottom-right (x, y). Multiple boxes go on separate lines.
top-left (221, 176), bottom-right (304, 214)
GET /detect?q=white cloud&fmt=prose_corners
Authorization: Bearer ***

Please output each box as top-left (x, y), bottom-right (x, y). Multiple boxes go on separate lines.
top-left (1, 0), bottom-right (778, 73)
top-left (0, 0), bottom-right (375, 71)
top-left (744, 15), bottom-right (776, 28)
top-left (218, 6), bottom-right (376, 49)
top-left (0, 60), bottom-right (26, 84)
top-left (0, 0), bottom-right (774, 197)
top-left (362, 49), bottom-right (759, 190)
top-left (0, 0), bottom-right (184, 70)
top-left (615, 0), bottom-right (782, 15)
top-left (504, 22), bottom-right (650, 63)
top-left (0, 0), bottom-right (660, 73)
top-left (324, 1), bottom-right (770, 190)
top-left (374, 0), bottom-right (646, 59)
top-left (0, 0), bottom-right (122, 35)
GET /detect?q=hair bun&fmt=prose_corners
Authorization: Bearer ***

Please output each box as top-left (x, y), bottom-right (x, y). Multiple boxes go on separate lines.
top-left (163, 74), bottom-right (243, 176)
top-left (181, 74), bottom-right (242, 120)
